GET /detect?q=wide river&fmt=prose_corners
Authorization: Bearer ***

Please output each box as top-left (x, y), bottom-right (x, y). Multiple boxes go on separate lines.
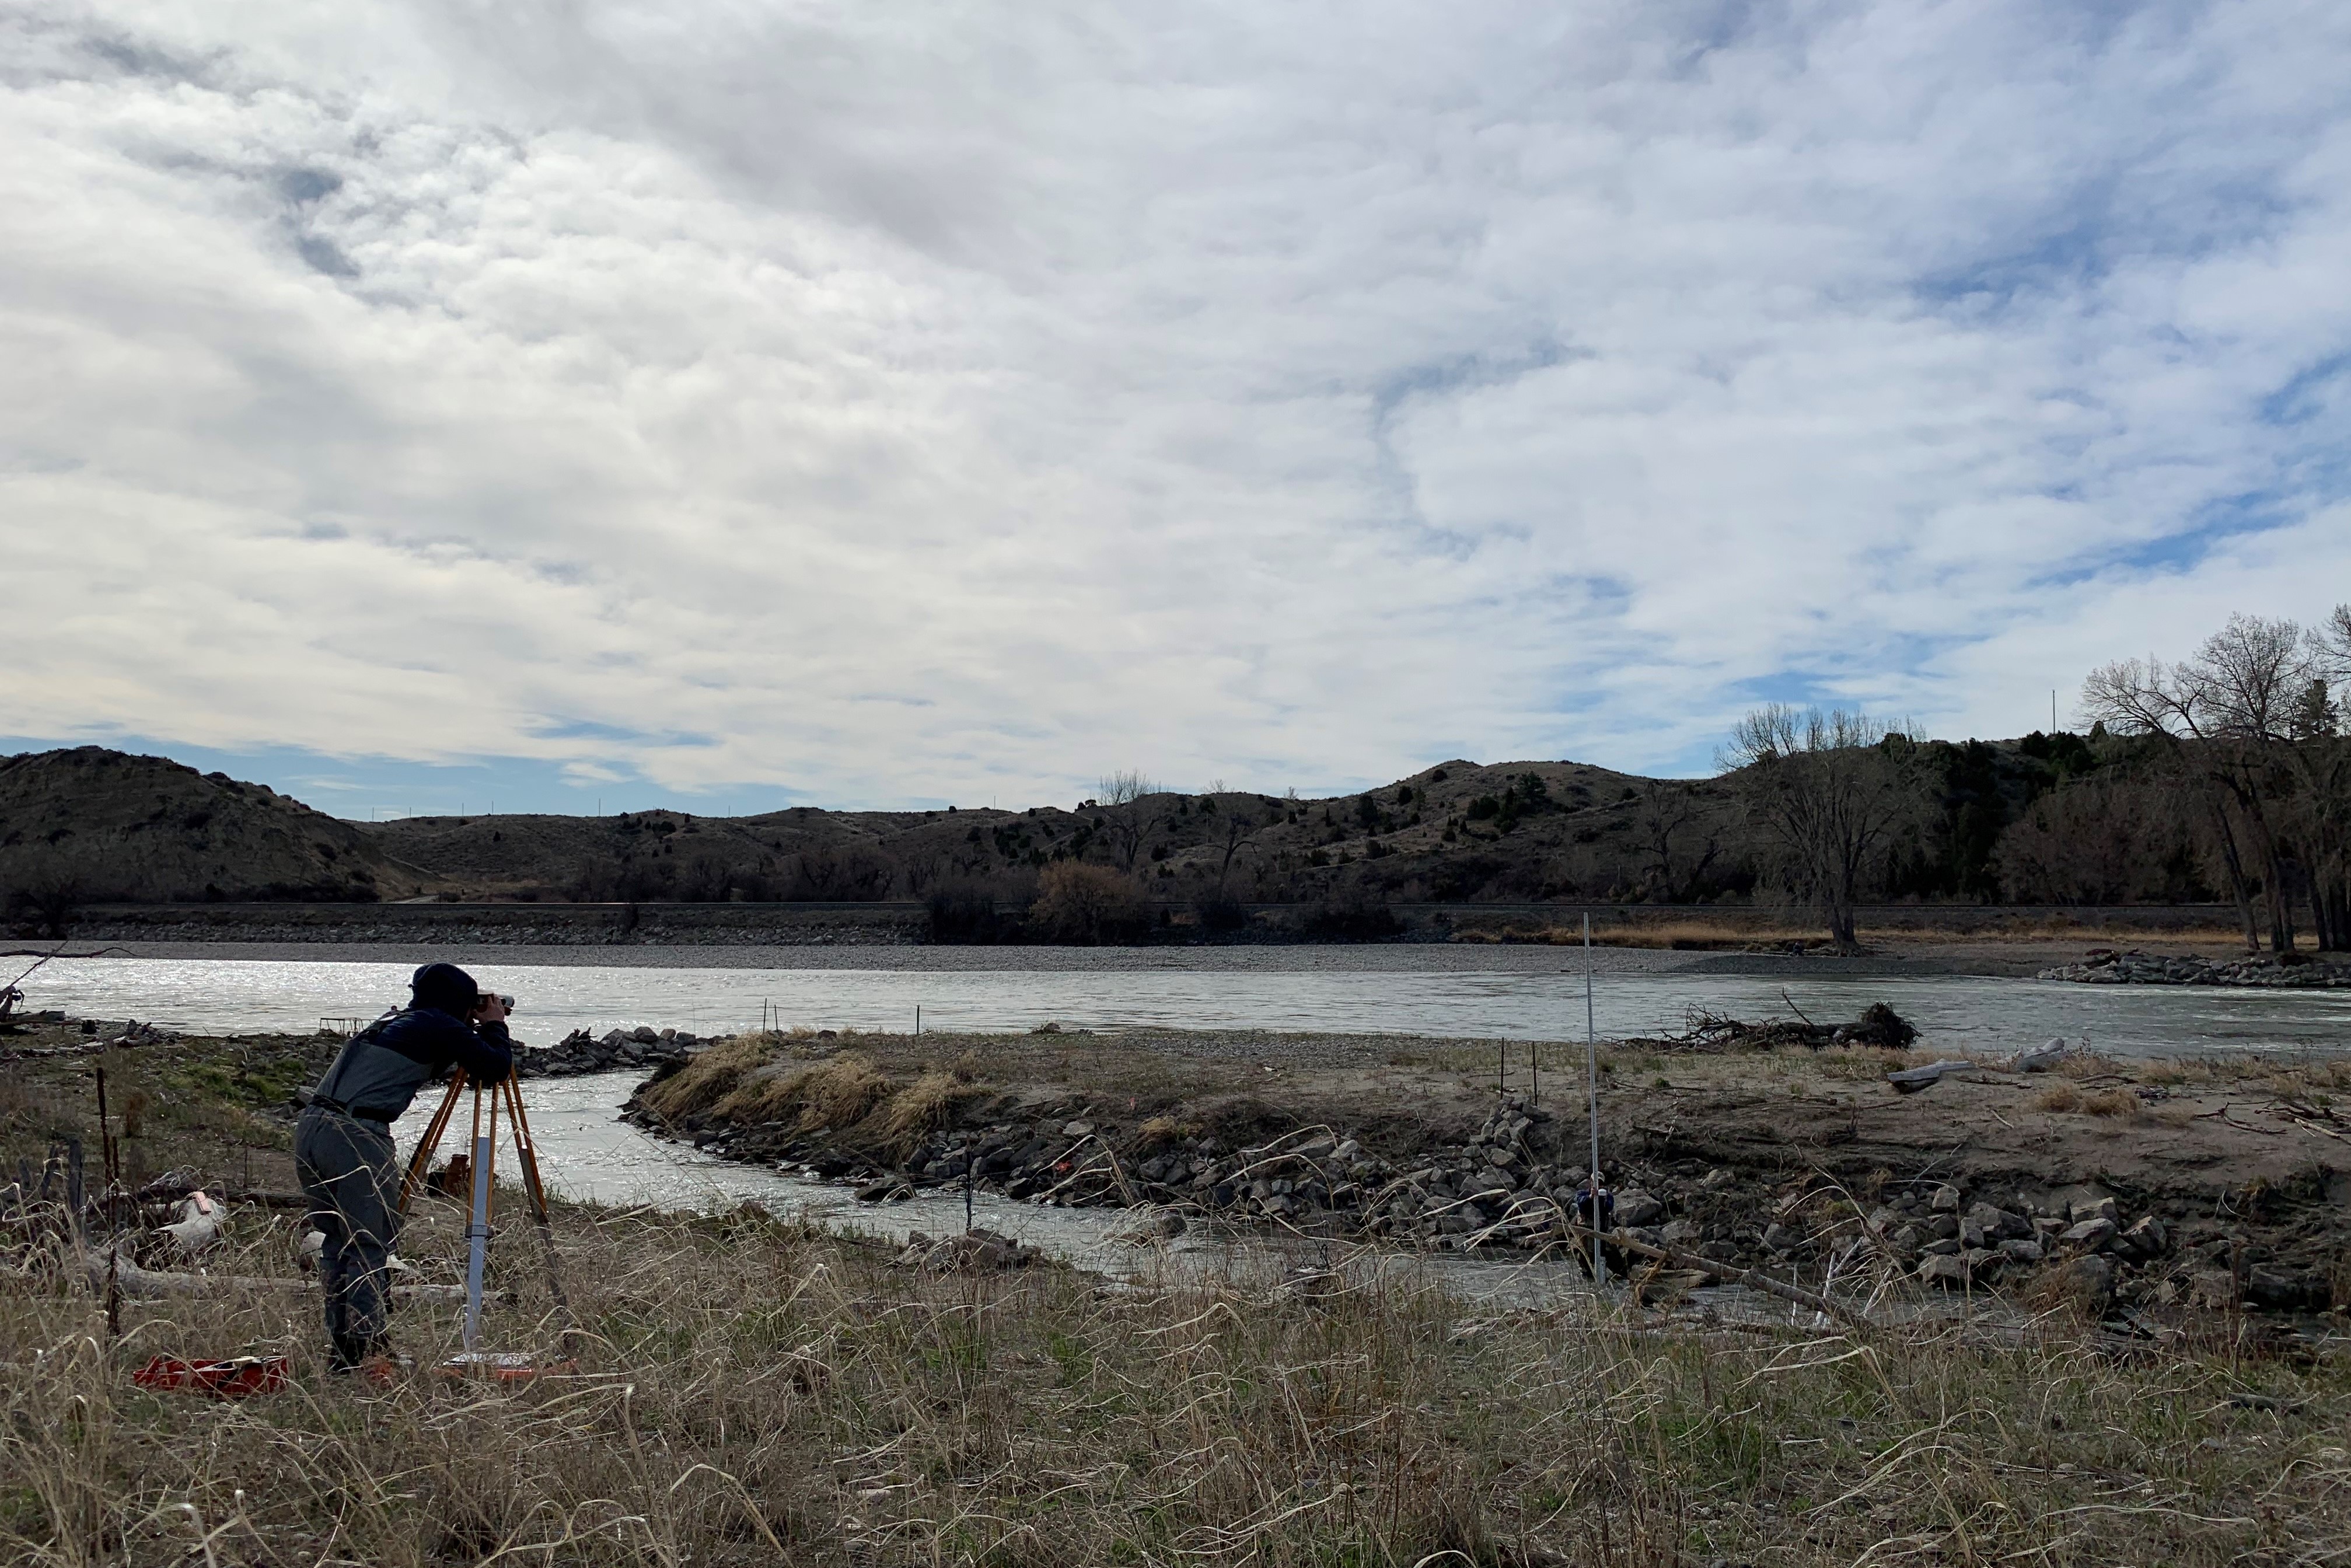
top-left (16, 944), bottom-right (2351, 1057)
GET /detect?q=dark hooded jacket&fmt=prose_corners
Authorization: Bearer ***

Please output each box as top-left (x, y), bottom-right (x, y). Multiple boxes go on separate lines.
top-left (309, 965), bottom-right (513, 1126)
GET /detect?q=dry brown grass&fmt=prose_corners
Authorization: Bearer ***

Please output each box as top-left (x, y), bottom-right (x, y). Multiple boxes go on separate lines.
top-left (640, 1033), bottom-right (774, 1122)
top-left (2031, 1082), bottom-right (2144, 1119)
top-left (710, 1063), bottom-right (814, 1125)
top-left (794, 1055), bottom-right (891, 1131)
top-left (9, 1019), bottom-right (2351, 1565)
top-left (1136, 1114), bottom-right (1187, 1148)
top-left (2138, 1054), bottom-right (2351, 1098)
top-left (3, 1195), bottom-right (2346, 1567)
top-left (1454, 920), bottom-right (1822, 949)
top-left (2035, 1081), bottom-right (2084, 1113)
top-left (640, 1044), bottom-right (893, 1136)
top-left (871, 1070), bottom-right (974, 1153)
top-left (2082, 1087), bottom-right (2146, 1119)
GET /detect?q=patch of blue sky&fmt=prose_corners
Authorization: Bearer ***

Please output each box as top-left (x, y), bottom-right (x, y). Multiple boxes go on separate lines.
top-left (2258, 352), bottom-right (2351, 430)
top-left (520, 717), bottom-right (683, 746)
top-left (1911, 218), bottom-right (2117, 314)
top-left (2030, 487), bottom-right (2307, 592)
top-left (1717, 668), bottom-right (1888, 711)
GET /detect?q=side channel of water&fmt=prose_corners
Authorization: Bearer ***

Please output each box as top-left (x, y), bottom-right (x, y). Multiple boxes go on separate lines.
top-left (469, 1073), bottom-right (1628, 1312)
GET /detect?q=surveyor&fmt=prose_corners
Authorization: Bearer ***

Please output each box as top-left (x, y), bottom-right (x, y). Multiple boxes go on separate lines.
top-left (295, 962), bottom-right (513, 1375)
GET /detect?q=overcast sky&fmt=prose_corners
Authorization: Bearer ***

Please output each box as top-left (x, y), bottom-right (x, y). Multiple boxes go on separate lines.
top-left (5, 2), bottom-right (2349, 815)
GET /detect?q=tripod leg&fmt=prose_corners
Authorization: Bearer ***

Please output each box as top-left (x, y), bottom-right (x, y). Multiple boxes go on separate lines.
top-left (500, 1075), bottom-right (556, 1223)
top-left (498, 1075), bottom-right (575, 1331)
top-left (396, 1075), bottom-right (465, 1218)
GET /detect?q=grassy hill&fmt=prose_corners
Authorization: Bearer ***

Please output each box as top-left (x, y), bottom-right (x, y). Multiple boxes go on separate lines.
top-left (4, 733), bottom-right (2146, 930)
top-left (350, 756), bottom-right (1730, 909)
top-left (0, 748), bottom-right (425, 915)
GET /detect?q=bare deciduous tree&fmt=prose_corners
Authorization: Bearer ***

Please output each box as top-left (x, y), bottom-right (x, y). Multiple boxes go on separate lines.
top-left (1211, 812), bottom-right (1258, 895)
top-left (1718, 707), bottom-right (1915, 952)
top-left (1097, 771), bottom-right (1162, 805)
top-left (1636, 780), bottom-right (1718, 903)
top-left (897, 850), bottom-right (948, 898)
top-left (1993, 773), bottom-right (2203, 905)
top-left (1097, 770), bottom-right (1165, 874)
top-left (792, 847), bottom-right (892, 902)
top-left (2083, 613), bottom-right (2320, 951)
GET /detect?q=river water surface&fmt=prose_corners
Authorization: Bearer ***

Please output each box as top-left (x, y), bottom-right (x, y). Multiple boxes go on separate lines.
top-left (21, 949), bottom-right (2351, 1057)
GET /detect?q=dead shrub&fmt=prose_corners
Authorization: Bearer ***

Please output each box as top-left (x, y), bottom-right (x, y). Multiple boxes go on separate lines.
top-left (2081, 1087), bottom-right (2143, 1120)
top-left (2034, 1082), bottom-right (2083, 1113)
top-left (1136, 1115), bottom-right (1188, 1149)
top-left (1029, 861), bottom-right (1150, 944)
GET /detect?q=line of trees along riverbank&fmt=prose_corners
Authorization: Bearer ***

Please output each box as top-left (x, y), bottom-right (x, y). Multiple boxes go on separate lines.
top-left (9, 606), bottom-right (2351, 949)
top-left (1720, 606), bottom-right (2351, 955)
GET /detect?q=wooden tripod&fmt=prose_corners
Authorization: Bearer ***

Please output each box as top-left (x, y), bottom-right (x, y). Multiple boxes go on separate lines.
top-left (397, 1071), bottom-right (570, 1352)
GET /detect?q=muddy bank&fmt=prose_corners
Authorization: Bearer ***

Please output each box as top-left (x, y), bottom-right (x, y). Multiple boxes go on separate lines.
top-left (628, 1023), bottom-right (2351, 1333)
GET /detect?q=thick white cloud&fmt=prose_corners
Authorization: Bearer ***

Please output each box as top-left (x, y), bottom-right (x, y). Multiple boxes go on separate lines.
top-left (4, 0), bottom-right (2349, 804)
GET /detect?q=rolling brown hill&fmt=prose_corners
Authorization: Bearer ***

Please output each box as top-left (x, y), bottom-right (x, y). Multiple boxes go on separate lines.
top-left (350, 756), bottom-right (1738, 908)
top-left (5, 732), bottom-right (2130, 931)
top-left (0, 748), bottom-right (425, 912)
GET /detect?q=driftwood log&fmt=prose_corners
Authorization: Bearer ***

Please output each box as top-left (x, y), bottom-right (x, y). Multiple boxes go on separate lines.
top-left (1628, 1001), bottom-right (1919, 1054)
top-left (135, 1179), bottom-right (312, 1210)
top-left (1887, 1059), bottom-right (1975, 1094)
top-left (79, 1247), bottom-right (471, 1304)
top-left (2013, 1038), bottom-right (2073, 1073)
top-left (1561, 1222), bottom-right (1878, 1329)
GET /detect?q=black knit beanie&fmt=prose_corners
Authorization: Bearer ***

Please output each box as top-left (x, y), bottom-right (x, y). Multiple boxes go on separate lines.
top-left (410, 962), bottom-right (480, 1015)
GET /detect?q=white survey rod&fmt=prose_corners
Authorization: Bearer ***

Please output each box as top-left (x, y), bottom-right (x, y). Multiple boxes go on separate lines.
top-left (1585, 913), bottom-right (1603, 1285)
top-left (464, 1127), bottom-right (492, 1350)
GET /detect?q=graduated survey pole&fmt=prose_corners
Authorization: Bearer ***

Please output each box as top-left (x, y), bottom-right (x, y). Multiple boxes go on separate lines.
top-left (464, 1082), bottom-right (494, 1351)
top-left (1584, 913), bottom-right (1604, 1286)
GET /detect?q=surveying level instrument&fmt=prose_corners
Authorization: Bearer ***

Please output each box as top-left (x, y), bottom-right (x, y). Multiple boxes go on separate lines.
top-left (397, 1069), bottom-right (575, 1378)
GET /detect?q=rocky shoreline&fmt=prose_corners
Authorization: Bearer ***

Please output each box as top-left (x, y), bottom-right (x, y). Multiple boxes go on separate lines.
top-left (626, 1046), bottom-right (2347, 1329)
top-left (519, 1026), bottom-right (704, 1077)
top-left (2039, 947), bottom-right (2351, 987)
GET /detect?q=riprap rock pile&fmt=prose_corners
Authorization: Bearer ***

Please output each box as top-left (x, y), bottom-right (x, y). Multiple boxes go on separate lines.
top-left (2040, 948), bottom-right (2351, 987)
top-left (519, 1026), bottom-right (704, 1078)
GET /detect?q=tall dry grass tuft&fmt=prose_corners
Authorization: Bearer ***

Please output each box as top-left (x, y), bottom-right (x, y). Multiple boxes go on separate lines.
top-left (2081, 1086), bottom-right (2144, 1119)
top-left (871, 1070), bottom-right (973, 1154)
top-left (793, 1055), bottom-right (890, 1131)
top-left (711, 1063), bottom-right (813, 1125)
top-left (2034, 1081), bottom-right (2084, 1113)
top-left (638, 1034), bottom-right (773, 1123)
